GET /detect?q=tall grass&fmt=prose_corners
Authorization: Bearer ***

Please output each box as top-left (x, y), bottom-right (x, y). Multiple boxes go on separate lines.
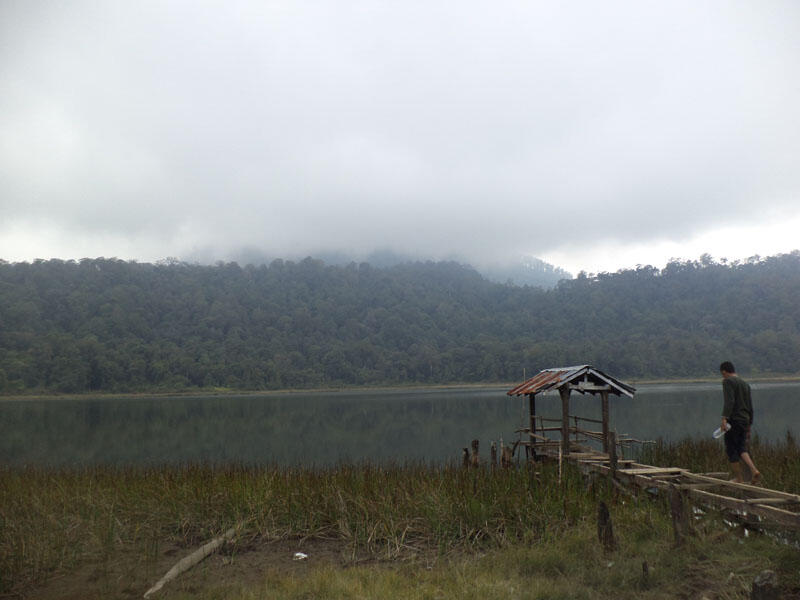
top-left (3, 436), bottom-right (800, 596)
top-left (2, 461), bottom-right (591, 595)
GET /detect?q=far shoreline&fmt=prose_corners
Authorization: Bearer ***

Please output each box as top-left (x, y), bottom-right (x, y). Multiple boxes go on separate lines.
top-left (2, 372), bottom-right (800, 401)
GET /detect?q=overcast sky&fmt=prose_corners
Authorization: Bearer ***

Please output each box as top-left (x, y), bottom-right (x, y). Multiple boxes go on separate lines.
top-left (1, 1), bottom-right (798, 275)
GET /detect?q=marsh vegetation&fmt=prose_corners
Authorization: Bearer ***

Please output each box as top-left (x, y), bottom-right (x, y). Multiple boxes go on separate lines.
top-left (3, 437), bottom-right (800, 599)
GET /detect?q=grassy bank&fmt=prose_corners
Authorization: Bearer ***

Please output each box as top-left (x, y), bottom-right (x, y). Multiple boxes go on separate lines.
top-left (3, 439), bottom-right (800, 599)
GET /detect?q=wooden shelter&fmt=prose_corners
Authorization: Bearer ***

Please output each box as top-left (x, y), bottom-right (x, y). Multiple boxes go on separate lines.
top-left (507, 365), bottom-right (635, 456)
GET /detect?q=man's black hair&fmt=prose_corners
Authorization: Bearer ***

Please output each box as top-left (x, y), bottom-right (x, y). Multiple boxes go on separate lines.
top-left (720, 361), bottom-right (736, 374)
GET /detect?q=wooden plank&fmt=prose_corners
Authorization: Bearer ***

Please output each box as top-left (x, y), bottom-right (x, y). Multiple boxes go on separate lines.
top-left (620, 467), bottom-right (685, 475)
top-left (575, 461), bottom-right (668, 491)
top-left (677, 483), bottom-right (719, 490)
top-left (568, 452), bottom-right (607, 459)
top-left (569, 414), bottom-right (604, 424)
top-left (584, 464), bottom-right (800, 529)
top-left (573, 460), bottom-right (800, 530)
top-left (683, 473), bottom-right (800, 501)
top-left (745, 497), bottom-right (800, 505)
top-left (575, 459), bottom-right (635, 466)
top-left (687, 488), bottom-right (800, 529)
top-left (569, 383), bottom-right (611, 392)
top-left (536, 415), bottom-right (604, 424)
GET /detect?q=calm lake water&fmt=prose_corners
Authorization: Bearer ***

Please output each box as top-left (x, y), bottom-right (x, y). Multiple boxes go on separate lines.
top-left (1, 382), bottom-right (798, 466)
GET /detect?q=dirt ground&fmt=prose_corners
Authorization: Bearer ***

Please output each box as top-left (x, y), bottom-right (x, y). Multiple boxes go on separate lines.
top-left (22, 536), bottom-right (368, 600)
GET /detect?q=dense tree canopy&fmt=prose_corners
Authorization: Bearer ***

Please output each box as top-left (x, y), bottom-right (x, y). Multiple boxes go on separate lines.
top-left (1, 252), bottom-right (799, 394)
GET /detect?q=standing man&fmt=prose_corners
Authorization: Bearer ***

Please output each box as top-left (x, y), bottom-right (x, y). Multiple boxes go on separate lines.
top-left (720, 361), bottom-right (761, 484)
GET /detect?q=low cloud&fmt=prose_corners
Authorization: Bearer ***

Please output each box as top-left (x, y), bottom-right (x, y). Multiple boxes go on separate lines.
top-left (1, 1), bottom-right (798, 270)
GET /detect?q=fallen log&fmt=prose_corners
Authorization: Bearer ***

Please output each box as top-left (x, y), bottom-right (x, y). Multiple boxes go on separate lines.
top-left (143, 526), bottom-right (237, 598)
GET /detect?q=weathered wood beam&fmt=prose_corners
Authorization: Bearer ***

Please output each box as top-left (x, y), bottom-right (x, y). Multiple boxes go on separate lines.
top-left (683, 473), bottom-right (800, 502)
top-left (677, 483), bottom-right (719, 490)
top-left (569, 457), bottom-right (800, 530)
top-left (559, 384), bottom-right (570, 455)
top-left (601, 390), bottom-right (609, 453)
top-left (687, 488), bottom-right (800, 529)
top-left (528, 393), bottom-right (536, 451)
top-left (620, 467), bottom-right (685, 476)
top-left (570, 383), bottom-right (612, 392)
top-left (745, 497), bottom-right (800, 505)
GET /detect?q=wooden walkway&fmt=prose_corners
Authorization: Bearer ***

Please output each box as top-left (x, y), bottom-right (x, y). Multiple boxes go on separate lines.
top-left (505, 367), bottom-right (799, 532)
top-left (549, 446), bottom-right (800, 530)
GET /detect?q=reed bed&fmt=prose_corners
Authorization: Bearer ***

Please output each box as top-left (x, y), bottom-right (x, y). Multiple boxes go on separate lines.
top-left (2, 460), bottom-right (588, 595)
top-left (3, 436), bottom-right (800, 597)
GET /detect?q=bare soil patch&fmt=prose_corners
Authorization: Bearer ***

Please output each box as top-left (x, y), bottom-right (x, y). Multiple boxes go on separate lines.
top-left (22, 536), bottom-right (365, 600)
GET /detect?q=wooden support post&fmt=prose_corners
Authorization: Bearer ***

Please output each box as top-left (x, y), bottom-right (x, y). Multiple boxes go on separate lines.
top-left (597, 501), bottom-right (617, 552)
top-left (528, 393), bottom-right (536, 461)
top-left (601, 390), bottom-right (610, 454)
top-left (608, 431), bottom-right (617, 479)
top-left (670, 487), bottom-right (690, 546)
top-left (559, 384), bottom-right (570, 455)
top-left (490, 441), bottom-right (497, 469)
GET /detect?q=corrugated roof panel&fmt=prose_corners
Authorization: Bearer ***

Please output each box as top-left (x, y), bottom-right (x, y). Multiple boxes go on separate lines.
top-left (506, 368), bottom-right (573, 396)
top-left (507, 365), bottom-right (635, 398)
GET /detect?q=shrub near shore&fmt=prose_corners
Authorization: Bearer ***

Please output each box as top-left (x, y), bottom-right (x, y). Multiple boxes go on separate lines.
top-left (2, 439), bottom-right (800, 599)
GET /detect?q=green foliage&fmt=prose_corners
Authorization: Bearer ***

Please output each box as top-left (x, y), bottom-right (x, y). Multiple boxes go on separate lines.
top-left (1, 252), bottom-right (799, 393)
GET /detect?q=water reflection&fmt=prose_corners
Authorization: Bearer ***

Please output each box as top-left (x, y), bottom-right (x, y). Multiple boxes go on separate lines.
top-left (0, 382), bottom-right (797, 466)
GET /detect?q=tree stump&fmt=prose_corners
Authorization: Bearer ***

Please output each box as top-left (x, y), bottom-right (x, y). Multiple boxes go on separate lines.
top-left (597, 501), bottom-right (617, 552)
top-left (751, 570), bottom-right (778, 600)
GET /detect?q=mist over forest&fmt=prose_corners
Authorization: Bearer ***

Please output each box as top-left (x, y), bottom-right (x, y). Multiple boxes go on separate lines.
top-left (1, 251), bottom-right (799, 394)
top-left (214, 249), bottom-right (573, 289)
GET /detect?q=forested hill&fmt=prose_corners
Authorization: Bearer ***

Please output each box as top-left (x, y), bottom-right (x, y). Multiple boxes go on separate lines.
top-left (1, 253), bottom-right (799, 394)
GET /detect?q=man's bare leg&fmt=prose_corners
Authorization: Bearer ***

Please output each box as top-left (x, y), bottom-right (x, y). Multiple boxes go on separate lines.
top-left (730, 461), bottom-right (744, 483)
top-left (740, 452), bottom-right (761, 484)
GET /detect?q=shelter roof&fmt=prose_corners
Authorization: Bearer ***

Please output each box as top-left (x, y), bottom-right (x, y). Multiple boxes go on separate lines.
top-left (506, 365), bottom-right (635, 398)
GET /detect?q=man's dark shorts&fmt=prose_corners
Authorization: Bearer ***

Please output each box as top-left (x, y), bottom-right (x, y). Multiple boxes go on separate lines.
top-left (724, 421), bottom-right (749, 463)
